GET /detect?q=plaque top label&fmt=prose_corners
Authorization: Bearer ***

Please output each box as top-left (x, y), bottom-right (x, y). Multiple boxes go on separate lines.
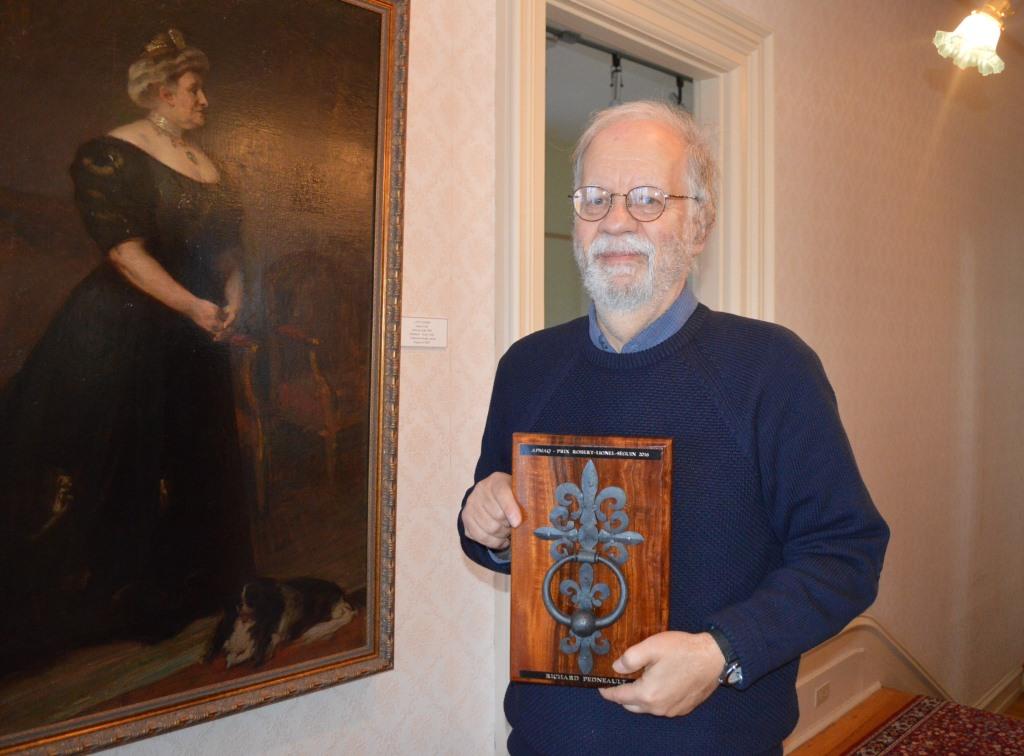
top-left (518, 443), bottom-right (663, 460)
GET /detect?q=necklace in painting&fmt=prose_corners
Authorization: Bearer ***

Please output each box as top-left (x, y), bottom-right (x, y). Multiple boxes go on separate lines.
top-left (148, 113), bottom-right (199, 165)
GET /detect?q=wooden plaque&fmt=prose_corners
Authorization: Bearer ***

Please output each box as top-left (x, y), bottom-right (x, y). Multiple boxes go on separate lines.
top-left (510, 433), bottom-right (672, 687)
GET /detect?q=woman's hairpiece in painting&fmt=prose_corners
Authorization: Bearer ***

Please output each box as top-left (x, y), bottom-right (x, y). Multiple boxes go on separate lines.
top-left (128, 28), bottom-right (209, 107)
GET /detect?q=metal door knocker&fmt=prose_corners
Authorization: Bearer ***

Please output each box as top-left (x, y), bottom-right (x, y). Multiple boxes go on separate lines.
top-left (533, 459), bottom-right (644, 674)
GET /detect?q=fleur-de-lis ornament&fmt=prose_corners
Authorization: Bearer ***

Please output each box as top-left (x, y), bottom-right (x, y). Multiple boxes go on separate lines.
top-left (534, 460), bottom-right (644, 674)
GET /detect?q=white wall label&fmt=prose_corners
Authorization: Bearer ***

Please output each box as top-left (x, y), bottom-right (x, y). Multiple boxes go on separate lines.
top-left (401, 316), bottom-right (448, 349)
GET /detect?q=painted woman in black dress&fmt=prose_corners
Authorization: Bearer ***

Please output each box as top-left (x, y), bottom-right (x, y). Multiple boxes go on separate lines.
top-left (0, 30), bottom-right (252, 672)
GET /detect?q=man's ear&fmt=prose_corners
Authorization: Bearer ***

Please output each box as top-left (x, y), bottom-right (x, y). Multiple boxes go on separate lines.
top-left (690, 218), bottom-right (712, 254)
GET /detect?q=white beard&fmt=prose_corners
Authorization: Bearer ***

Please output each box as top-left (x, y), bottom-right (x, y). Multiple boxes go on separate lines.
top-left (574, 232), bottom-right (695, 313)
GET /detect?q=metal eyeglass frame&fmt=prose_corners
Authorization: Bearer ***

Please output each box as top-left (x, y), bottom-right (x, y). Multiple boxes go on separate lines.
top-left (570, 185), bottom-right (699, 222)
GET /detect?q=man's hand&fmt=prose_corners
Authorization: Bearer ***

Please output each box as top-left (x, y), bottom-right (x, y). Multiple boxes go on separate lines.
top-left (461, 472), bottom-right (522, 550)
top-left (598, 631), bottom-right (724, 717)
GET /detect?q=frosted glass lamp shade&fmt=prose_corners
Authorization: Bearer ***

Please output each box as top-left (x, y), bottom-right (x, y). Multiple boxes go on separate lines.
top-left (934, 10), bottom-right (1006, 75)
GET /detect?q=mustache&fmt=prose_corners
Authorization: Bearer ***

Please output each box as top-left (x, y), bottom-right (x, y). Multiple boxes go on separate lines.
top-left (585, 233), bottom-right (656, 261)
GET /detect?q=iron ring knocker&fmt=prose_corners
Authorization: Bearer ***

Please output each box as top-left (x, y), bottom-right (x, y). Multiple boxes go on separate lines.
top-left (540, 551), bottom-right (629, 639)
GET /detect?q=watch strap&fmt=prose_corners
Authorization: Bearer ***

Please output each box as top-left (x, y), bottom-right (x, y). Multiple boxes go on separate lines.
top-left (708, 626), bottom-right (743, 686)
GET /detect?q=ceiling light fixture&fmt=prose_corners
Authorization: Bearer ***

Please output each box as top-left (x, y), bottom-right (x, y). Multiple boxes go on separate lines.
top-left (934, 1), bottom-right (1014, 75)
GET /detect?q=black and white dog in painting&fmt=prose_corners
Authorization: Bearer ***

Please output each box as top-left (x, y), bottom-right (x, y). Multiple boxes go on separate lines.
top-left (206, 577), bottom-right (356, 668)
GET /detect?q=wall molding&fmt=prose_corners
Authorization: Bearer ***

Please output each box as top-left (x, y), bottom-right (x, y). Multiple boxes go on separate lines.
top-left (843, 615), bottom-right (953, 699)
top-left (495, 0), bottom-right (546, 352)
top-left (974, 666), bottom-right (1023, 713)
top-left (785, 615), bottom-right (1022, 751)
top-left (783, 614), bottom-right (952, 752)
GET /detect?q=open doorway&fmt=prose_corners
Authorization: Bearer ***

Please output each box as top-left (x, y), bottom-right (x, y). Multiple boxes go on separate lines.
top-left (496, 1), bottom-right (773, 346)
top-left (544, 30), bottom-right (696, 327)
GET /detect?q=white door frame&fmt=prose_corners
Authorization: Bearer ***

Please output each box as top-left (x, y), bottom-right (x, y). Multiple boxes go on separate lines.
top-left (492, 1), bottom-right (773, 750)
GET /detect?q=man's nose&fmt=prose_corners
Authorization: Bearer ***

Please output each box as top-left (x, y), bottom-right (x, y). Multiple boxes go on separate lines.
top-left (198, 91), bottom-right (209, 107)
top-left (598, 195), bottom-right (638, 234)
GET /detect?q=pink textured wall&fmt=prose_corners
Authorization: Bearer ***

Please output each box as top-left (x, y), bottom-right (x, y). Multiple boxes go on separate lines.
top-left (721, 0), bottom-right (1024, 704)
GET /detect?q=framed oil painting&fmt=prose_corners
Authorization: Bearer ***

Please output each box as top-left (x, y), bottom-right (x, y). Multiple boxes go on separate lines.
top-left (0, 0), bottom-right (406, 751)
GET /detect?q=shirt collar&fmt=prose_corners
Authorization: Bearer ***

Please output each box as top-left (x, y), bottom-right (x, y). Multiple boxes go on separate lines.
top-left (588, 279), bottom-right (699, 353)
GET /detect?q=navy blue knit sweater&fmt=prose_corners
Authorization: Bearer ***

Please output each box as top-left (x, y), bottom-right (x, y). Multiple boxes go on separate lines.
top-left (459, 305), bottom-right (889, 755)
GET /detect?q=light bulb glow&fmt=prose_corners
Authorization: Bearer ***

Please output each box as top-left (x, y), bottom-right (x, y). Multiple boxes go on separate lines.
top-left (934, 10), bottom-right (1005, 75)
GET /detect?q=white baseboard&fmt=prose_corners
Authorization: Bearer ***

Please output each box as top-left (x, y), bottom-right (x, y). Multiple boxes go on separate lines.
top-left (783, 645), bottom-right (875, 753)
top-left (782, 615), bottom-right (952, 753)
top-left (974, 667), bottom-right (1023, 713)
top-left (784, 680), bottom-right (879, 753)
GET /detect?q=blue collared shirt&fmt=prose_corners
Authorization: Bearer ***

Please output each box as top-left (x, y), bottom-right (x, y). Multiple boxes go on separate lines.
top-left (486, 280), bottom-right (699, 565)
top-left (588, 279), bottom-right (699, 353)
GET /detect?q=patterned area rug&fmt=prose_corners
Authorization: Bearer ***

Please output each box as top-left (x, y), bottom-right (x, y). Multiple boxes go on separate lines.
top-left (848, 695), bottom-right (1024, 754)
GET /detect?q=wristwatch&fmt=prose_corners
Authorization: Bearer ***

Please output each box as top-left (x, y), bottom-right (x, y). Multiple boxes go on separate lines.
top-left (708, 626), bottom-right (743, 687)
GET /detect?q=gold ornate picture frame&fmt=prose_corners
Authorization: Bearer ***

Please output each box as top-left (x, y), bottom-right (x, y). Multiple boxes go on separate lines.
top-left (0, 0), bottom-right (406, 750)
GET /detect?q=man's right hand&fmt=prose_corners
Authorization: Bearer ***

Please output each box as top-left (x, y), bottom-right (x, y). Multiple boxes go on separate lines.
top-left (461, 471), bottom-right (523, 550)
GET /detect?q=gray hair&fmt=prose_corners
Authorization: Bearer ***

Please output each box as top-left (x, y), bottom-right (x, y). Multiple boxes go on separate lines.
top-left (571, 100), bottom-right (718, 239)
top-left (127, 30), bottom-right (209, 108)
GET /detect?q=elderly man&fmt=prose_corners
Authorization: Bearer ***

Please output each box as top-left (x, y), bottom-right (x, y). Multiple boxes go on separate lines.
top-left (458, 100), bottom-right (889, 755)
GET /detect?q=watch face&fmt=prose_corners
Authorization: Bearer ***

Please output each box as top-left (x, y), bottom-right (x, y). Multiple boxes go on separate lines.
top-left (721, 661), bottom-right (743, 687)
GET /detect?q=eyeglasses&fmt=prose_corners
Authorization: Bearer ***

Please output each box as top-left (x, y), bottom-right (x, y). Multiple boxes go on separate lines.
top-left (570, 185), bottom-right (699, 222)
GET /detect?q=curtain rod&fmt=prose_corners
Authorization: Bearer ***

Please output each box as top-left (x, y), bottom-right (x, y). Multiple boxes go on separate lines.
top-left (546, 26), bottom-right (695, 87)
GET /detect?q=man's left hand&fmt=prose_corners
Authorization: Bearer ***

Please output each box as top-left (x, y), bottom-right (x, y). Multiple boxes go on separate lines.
top-left (598, 631), bottom-right (725, 717)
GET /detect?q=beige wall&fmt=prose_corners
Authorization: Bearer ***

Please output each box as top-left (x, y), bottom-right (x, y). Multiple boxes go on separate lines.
top-left (116, 1), bottom-right (501, 753)
top-left (720, 0), bottom-right (1024, 704)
